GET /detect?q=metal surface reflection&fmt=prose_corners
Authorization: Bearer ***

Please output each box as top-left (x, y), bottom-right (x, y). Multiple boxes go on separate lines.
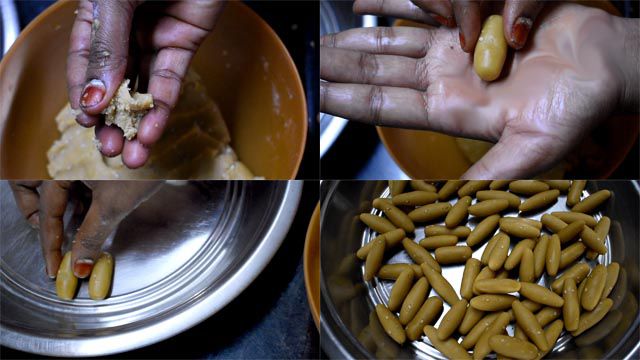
top-left (0, 180), bottom-right (302, 356)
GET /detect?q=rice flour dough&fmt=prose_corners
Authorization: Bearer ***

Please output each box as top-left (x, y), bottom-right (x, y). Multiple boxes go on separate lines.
top-left (47, 71), bottom-right (258, 179)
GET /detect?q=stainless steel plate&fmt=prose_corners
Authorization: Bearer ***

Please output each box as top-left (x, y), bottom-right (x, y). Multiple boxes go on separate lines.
top-left (0, 180), bottom-right (302, 356)
top-left (321, 181), bottom-right (640, 359)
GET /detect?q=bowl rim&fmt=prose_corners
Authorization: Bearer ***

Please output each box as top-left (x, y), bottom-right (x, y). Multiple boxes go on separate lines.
top-left (0, 0), bottom-right (308, 180)
top-left (304, 202), bottom-right (321, 329)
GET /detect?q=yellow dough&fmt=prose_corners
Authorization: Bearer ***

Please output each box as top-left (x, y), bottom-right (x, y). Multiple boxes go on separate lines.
top-left (47, 71), bottom-right (259, 179)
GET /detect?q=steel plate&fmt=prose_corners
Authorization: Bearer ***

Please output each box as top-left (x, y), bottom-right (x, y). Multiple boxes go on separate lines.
top-left (320, 181), bottom-right (639, 359)
top-left (0, 180), bottom-right (302, 356)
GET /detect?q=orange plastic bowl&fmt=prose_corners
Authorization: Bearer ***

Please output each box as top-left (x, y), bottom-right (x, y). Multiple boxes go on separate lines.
top-left (0, 1), bottom-right (307, 179)
top-left (378, 2), bottom-right (638, 179)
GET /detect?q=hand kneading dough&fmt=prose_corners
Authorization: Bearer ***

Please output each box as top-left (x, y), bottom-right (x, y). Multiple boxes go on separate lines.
top-left (47, 71), bottom-right (259, 179)
top-left (102, 79), bottom-right (153, 140)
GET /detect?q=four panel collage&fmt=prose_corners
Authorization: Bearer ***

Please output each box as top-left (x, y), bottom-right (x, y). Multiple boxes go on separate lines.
top-left (0, 1), bottom-right (638, 359)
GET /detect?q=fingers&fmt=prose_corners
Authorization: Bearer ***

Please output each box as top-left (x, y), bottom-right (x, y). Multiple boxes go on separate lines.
top-left (320, 82), bottom-right (430, 129)
top-left (38, 181), bottom-right (72, 278)
top-left (79, 0), bottom-right (137, 115)
top-left (321, 26), bottom-right (434, 58)
top-left (76, 112), bottom-right (100, 128)
top-left (95, 124), bottom-right (124, 157)
top-left (462, 132), bottom-right (562, 179)
top-left (502, 0), bottom-right (544, 49)
top-left (353, 0), bottom-right (434, 23)
top-left (67, 1), bottom-right (93, 111)
top-left (321, 47), bottom-right (428, 91)
top-left (410, 0), bottom-right (456, 27)
top-left (451, 0), bottom-right (486, 53)
top-left (121, 139), bottom-right (150, 169)
top-left (71, 181), bottom-right (162, 277)
top-left (135, 47), bottom-right (193, 147)
top-left (9, 181), bottom-right (43, 228)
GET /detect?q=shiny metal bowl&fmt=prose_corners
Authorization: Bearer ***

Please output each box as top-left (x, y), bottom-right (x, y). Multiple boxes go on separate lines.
top-left (0, 180), bottom-right (302, 356)
top-left (320, 181), bottom-right (639, 359)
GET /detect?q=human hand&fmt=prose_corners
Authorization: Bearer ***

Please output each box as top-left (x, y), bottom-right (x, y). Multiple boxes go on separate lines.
top-left (67, 0), bottom-right (224, 168)
top-left (353, 0), bottom-right (545, 51)
top-left (9, 181), bottom-right (162, 279)
top-left (321, 3), bottom-right (638, 178)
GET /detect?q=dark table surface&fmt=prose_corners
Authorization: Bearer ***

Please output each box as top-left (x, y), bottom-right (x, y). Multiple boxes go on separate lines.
top-left (2, 3), bottom-right (320, 358)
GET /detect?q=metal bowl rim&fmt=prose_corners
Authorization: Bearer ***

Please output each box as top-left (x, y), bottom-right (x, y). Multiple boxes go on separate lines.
top-left (1, 181), bottom-right (303, 356)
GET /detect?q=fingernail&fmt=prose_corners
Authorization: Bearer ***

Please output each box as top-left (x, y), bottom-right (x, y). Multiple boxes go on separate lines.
top-left (459, 31), bottom-right (466, 50)
top-left (73, 258), bottom-right (94, 278)
top-left (80, 79), bottom-right (105, 108)
top-left (511, 17), bottom-right (533, 49)
top-left (429, 14), bottom-right (449, 26)
top-left (430, 14), bottom-right (455, 27)
top-left (46, 267), bottom-right (56, 279)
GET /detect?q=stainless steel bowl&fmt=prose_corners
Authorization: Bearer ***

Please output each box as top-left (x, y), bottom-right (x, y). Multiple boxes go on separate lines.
top-left (320, 181), bottom-right (639, 359)
top-left (0, 180), bottom-right (302, 356)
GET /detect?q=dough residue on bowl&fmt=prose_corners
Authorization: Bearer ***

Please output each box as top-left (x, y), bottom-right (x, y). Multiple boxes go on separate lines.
top-left (47, 71), bottom-right (260, 179)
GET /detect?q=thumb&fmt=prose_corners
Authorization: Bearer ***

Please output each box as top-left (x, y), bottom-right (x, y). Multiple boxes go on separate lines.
top-left (79, 0), bottom-right (138, 115)
top-left (462, 133), bottom-right (563, 179)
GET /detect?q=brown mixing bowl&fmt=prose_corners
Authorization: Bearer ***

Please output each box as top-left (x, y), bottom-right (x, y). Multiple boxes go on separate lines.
top-left (0, 1), bottom-right (307, 179)
top-left (377, 2), bottom-right (638, 179)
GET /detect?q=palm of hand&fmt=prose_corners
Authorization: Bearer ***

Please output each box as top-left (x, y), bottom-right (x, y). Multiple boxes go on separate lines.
top-left (321, 4), bottom-right (620, 177)
top-left (419, 5), bottom-right (616, 172)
